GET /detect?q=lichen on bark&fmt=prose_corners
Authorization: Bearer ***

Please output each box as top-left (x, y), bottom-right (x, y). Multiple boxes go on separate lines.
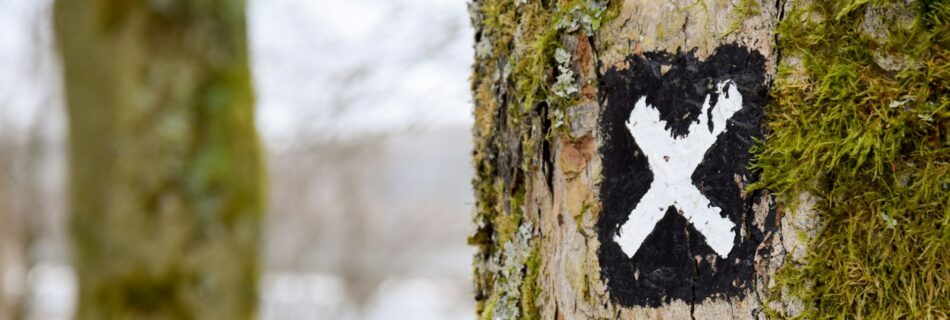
top-left (469, 0), bottom-right (614, 318)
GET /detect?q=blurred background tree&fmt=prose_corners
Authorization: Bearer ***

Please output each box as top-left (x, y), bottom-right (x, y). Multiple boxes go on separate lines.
top-left (1, 0), bottom-right (475, 319)
top-left (53, 1), bottom-right (264, 319)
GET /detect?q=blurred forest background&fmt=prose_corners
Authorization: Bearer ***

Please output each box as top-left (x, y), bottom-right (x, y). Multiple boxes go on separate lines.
top-left (0, 0), bottom-right (475, 319)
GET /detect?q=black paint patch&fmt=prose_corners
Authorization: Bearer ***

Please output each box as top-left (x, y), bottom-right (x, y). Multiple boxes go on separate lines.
top-left (597, 44), bottom-right (772, 307)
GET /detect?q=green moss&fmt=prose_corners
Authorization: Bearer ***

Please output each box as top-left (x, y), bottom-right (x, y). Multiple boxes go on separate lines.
top-left (575, 201), bottom-right (590, 236)
top-left (470, 0), bottom-right (618, 318)
top-left (479, 290), bottom-right (501, 320)
top-left (751, 0), bottom-right (949, 318)
top-left (723, 0), bottom-right (761, 38)
top-left (493, 183), bottom-right (526, 244)
top-left (521, 246), bottom-right (542, 320)
top-left (478, 0), bottom-right (607, 125)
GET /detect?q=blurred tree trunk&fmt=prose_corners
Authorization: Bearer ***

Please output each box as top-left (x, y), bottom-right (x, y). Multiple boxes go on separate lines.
top-left (54, 1), bottom-right (264, 319)
top-left (468, 1), bottom-right (806, 319)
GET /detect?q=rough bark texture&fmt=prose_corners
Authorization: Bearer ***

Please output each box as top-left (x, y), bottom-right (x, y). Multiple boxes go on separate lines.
top-left (471, 0), bottom-right (950, 318)
top-left (469, 0), bottom-right (818, 319)
top-left (54, 1), bottom-right (264, 319)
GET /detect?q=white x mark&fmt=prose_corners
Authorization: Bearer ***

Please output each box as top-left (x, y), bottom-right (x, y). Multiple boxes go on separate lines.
top-left (615, 80), bottom-right (742, 258)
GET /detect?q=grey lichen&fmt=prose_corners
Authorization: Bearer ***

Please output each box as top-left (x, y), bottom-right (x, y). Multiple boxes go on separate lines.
top-left (554, 0), bottom-right (609, 36)
top-left (485, 222), bottom-right (535, 320)
top-left (469, 0), bottom-right (618, 318)
top-left (552, 48), bottom-right (578, 98)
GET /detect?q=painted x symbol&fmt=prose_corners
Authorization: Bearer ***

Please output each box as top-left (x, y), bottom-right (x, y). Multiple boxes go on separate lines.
top-left (615, 80), bottom-right (742, 258)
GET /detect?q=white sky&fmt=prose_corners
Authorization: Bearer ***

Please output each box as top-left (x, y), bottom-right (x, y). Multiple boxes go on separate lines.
top-left (0, 0), bottom-right (60, 136)
top-left (248, 0), bottom-right (474, 145)
top-left (0, 0), bottom-right (475, 143)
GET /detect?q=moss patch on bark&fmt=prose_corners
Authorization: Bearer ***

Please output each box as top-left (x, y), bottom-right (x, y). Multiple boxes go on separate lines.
top-left (752, 0), bottom-right (949, 318)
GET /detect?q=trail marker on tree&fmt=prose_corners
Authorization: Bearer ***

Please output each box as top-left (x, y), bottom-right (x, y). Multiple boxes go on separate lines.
top-left (615, 80), bottom-right (743, 258)
top-left (597, 44), bottom-right (774, 307)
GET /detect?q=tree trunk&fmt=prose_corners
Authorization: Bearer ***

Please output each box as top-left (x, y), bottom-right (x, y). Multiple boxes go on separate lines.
top-left (469, 0), bottom-right (803, 319)
top-left (54, 1), bottom-right (264, 319)
top-left (471, 0), bottom-right (948, 319)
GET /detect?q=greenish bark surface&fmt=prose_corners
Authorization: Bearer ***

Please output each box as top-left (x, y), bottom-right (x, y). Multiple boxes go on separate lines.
top-left (54, 1), bottom-right (264, 319)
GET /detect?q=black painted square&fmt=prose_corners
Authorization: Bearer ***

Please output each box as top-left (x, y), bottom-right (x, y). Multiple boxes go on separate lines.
top-left (597, 44), bottom-right (773, 307)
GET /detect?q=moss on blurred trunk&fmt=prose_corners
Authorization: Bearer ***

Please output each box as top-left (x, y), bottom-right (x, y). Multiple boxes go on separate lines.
top-left (54, 1), bottom-right (264, 319)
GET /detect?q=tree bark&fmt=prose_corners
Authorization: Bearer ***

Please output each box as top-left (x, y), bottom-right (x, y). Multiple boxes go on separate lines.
top-left (470, 0), bottom-right (950, 318)
top-left (54, 1), bottom-right (264, 319)
top-left (469, 1), bottom-right (815, 319)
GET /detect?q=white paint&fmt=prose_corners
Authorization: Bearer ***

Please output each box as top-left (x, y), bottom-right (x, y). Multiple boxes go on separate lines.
top-left (615, 80), bottom-right (743, 258)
